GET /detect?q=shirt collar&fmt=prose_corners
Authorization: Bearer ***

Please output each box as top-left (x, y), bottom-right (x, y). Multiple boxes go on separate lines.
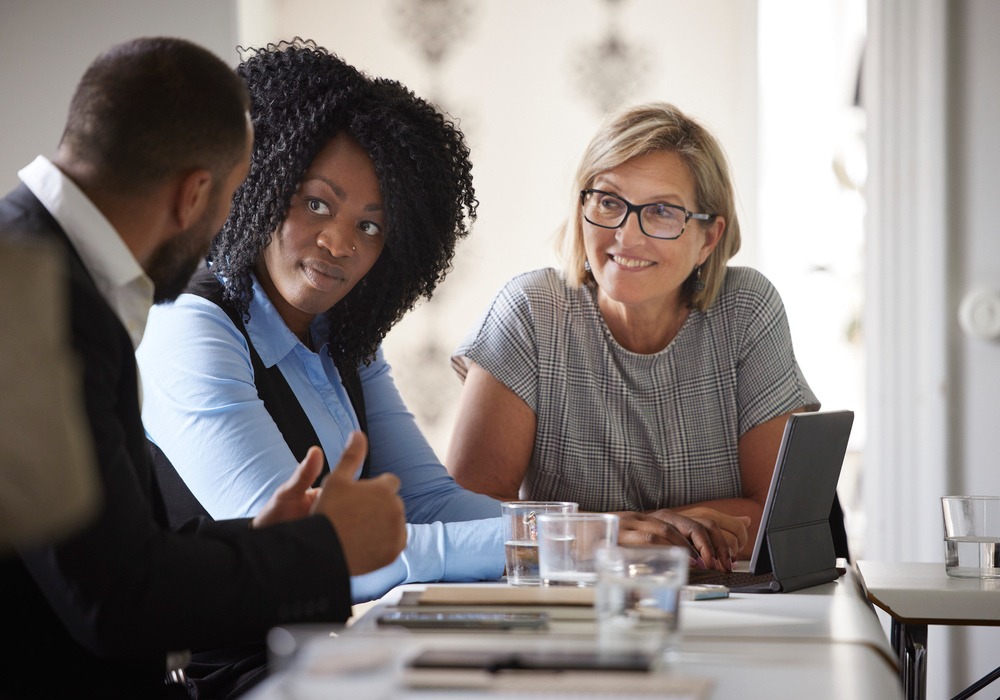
top-left (18, 156), bottom-right (151, 299)
top-left (246, 273), bottom-right (328, 367)
top-left (19, 156), bottom-right (155, 349)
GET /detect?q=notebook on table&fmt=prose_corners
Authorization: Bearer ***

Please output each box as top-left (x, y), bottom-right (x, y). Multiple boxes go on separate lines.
top-left (687, 409), bottom-right (855, 593)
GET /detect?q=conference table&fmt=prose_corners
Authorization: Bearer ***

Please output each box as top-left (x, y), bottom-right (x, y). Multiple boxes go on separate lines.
top-left (855, 560), bottom-right (1000, 700)
top-left (243, 565), bottom-right (902, 699)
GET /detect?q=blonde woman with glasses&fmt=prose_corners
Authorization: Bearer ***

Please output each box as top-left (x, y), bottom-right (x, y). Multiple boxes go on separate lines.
top-left (449, 102), bottom-right (827, 566)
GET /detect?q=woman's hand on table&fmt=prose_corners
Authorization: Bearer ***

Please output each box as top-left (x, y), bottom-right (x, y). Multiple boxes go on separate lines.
top-left (610, 510), bottom-right (735, 571)
top-left (673, 506), bottom-right (752, 555)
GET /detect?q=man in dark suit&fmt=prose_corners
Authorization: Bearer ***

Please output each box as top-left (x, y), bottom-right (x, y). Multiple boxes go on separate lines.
top-left (0, 37), bottom-right (407, 699)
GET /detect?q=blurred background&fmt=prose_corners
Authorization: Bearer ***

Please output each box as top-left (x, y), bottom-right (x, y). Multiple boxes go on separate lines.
top-left (3, 2), bottom-right (999, 696)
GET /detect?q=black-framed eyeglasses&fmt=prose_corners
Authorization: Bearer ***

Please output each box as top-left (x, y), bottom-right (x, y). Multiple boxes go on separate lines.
top-left (580, 189), bottom-right (714, 240)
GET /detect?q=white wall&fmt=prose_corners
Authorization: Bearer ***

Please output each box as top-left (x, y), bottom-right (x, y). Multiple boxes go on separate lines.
top-left (0, 0), bottom-right (239, 194)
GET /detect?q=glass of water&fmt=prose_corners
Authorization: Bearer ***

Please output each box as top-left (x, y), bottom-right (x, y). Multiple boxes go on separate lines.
top-left (537, 512), bottom-right (619, 586)
top-left (941, 495), bottom-right (1000, 578)
top-left (595, 545), bottom-right (689, 658)
top-left (501, 501), bottom-right (578, 586)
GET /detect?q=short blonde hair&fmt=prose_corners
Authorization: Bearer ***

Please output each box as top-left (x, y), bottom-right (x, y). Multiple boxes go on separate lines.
top-left (556, 102), bottom-right (741, 311)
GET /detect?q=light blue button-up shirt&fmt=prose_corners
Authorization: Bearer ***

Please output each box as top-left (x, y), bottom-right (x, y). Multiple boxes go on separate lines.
top-left (137, 273), bottom-right (503, 602)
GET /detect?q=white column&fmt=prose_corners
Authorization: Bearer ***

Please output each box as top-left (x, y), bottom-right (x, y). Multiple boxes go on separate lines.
top-left (864, 1), bottom-right (953, 696)
top-left (864, 0), bottom-right (950, 565)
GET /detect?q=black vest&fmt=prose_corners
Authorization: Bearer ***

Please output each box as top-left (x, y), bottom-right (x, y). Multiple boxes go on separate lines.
top-left (149, 267), bottom-right (369, 528)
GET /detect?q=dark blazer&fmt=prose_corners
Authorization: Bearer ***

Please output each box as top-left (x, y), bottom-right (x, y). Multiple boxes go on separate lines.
top-left (0, 184), bottom-right (354, 699)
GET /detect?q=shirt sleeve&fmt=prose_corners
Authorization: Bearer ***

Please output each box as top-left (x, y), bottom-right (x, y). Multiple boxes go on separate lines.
top-left (352, 351), bottom-right (505, 601)
top-left (350, 518), bottom-right (504, 602)
top-left (733, 269), bottom-right (820, 434)
top-left (138, 294), bottom-right (298, 519)
top-left (451, 271), bottom-right (543, 412)
top-left (362, 348), bottom-right (503, 524)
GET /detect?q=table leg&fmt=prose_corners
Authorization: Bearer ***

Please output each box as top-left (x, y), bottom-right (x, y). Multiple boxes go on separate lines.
top-left (950, 664), bottom-right (1000, 700)
top-left (890, 620), bottom-right (927, 700)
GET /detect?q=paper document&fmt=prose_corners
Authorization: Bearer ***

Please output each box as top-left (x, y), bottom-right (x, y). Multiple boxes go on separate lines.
top-left (415, 584), bottom-right (595, 607)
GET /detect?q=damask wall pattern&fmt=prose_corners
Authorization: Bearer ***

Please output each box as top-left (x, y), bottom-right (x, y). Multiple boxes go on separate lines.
top-left (381, 0), bottom-right (662, 451)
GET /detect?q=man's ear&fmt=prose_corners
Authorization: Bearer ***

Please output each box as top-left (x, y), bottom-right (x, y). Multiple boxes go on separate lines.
top-left (173, 168), bottom-right (213, 229)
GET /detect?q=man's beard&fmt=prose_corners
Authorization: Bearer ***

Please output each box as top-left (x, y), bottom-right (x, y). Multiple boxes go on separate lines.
top-left (147, 212), bottom-right (217, 304)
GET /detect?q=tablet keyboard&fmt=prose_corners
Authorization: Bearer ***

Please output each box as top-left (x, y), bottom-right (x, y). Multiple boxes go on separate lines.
top-left (686, 568), bottom-right (781, 592)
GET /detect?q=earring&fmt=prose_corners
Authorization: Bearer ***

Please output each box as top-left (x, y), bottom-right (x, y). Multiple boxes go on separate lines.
top-left (694, 265), bottom-right (706, 292)
top-left (584, 259), bottom-right (591, 272)
top-left (352, 244), bottom-right (356, 252)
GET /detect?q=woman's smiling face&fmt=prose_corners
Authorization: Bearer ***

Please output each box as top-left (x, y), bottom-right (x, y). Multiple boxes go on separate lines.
top-left (256, 132), bottom-right (385, 338)
top-left (583, 149), bottom-right (721, 314)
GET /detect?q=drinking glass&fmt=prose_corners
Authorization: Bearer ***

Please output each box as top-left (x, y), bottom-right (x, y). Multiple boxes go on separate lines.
top-left (537, 512), bottom-right (619, 586)
top-left (942, 495), bottom-right (1000, 578)
top-left (595, 545), bottom-right (688, 658)
top-left (501, 501), bottom-right (578, 586)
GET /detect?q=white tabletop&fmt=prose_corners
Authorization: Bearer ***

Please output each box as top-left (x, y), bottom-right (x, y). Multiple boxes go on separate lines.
top-left (855, 560), bottom-right (1000, 625)
top-left (244, 568), bottom-right (902, 700)
top-left (352, 573), bottom-right (895, 656)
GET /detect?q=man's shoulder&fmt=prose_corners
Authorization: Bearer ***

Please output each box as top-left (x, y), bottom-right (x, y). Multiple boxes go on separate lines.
top-left (0, 187), bottom-right (107, 319)
top-left (0, 184), bottom-right (55, 232)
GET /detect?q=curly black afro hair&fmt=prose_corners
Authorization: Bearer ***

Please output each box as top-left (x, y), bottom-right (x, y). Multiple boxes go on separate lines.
top-left (209, 39), bottom-right (477, 369)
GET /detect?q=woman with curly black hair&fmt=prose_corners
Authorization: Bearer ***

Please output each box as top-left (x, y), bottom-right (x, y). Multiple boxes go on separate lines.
top-left (137, 40), bottom-right (504, 608)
